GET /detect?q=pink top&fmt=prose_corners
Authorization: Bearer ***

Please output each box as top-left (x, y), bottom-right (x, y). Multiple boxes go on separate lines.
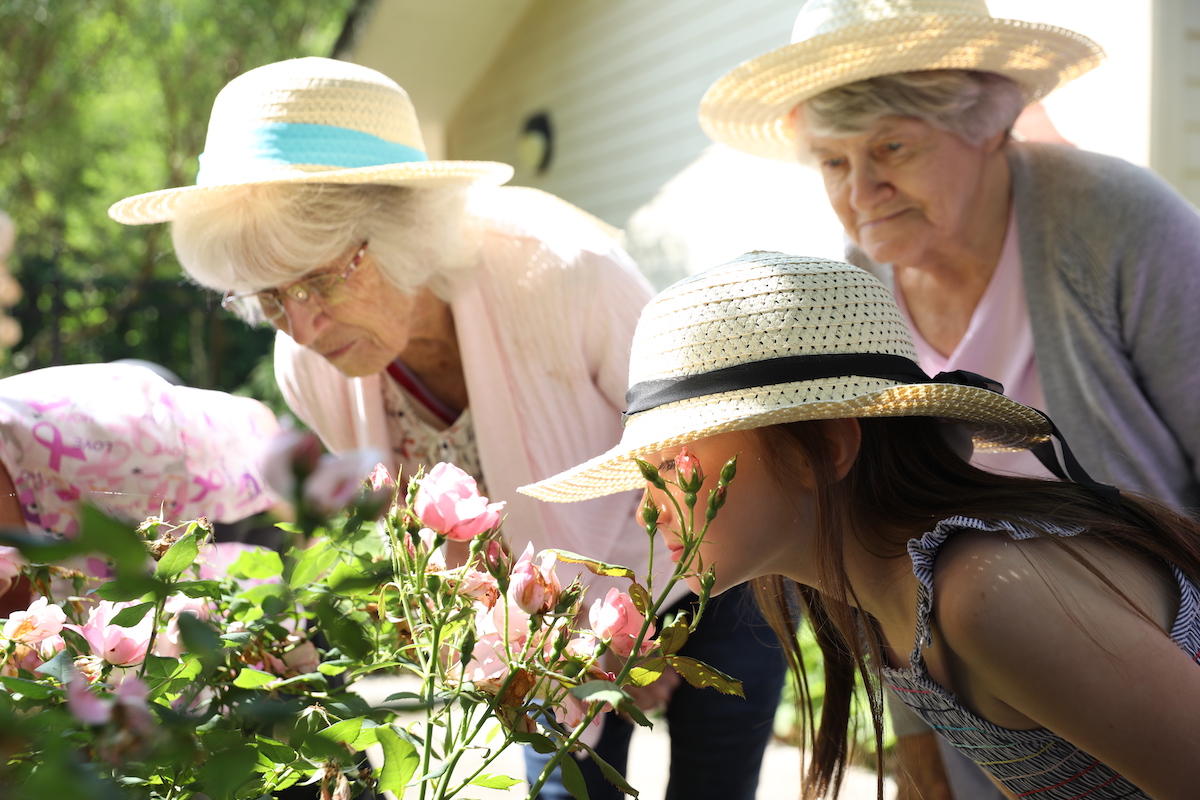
top-left (0, 363), bottom-right (282, 536)
top-left (896, 209), bottom-right (1052, 479)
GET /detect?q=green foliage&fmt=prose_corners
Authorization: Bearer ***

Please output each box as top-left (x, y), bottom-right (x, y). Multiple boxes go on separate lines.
top-left (0, 0), bottom-right (356, 395)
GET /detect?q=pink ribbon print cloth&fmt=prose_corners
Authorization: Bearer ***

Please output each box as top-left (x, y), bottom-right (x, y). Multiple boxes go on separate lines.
top-left (0, 363), bottom-right (282, 536)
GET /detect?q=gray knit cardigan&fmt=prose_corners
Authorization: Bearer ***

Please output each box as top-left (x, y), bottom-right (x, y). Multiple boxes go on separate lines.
top-left (850, 142), bottom-right (1200, 512)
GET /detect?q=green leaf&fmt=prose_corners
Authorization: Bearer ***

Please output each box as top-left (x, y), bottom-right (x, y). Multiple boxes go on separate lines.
top-left (287, 539), bottom-right (338, 589)
top-left (178, 612), bottom-right (223, 668)
top-left (657, 615), bottom-right (691, 655)
top-left (318, 717), bottom-right (379, 749)
top-left (376, 725), bottom-right (420, 792)
top-left (470, 773), bottom-right (523, 789)
top-left (154, 531), bottom-right (200, 579)
top-left (560, 752), bottom-right (590, 800)
top-left (239, 582), bottom-right (287, 607)
top-left (576, 743), bottom-right (639, 797)
top-left (34, 649), bottom-right (74, 684)
top-left (511, 729), bottom-right (558, 754)
top-left (174, 580), bottom-right (222, 598)
top-left (110, 601), bottom-right (155, 628)
top-left (0, 676), bottom-right (55, 699)
top-left (314, 597), bottom-right (371, 660)
top-left (543, 549), bottom-right (635, 579)
top-left (666, 654), bottom-right (745, 697)
top-left (233, 667), bottom-right (276, 689)
top-left (93, 574), bottom-right (167, 602)
top-left (629, 658), bottom-right (666, 687)
top-left (230, 548), bottom-right (284, 580)
top-left (196, 745), bottom-right (258, 800)
top-left (627, 582), bottom-right (652, 617)
top-left (327, 559), bottom-right (391, 595)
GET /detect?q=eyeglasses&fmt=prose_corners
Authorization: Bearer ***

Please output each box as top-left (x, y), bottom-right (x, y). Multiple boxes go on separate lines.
top-left (221, 241), bottom-right (370, 323)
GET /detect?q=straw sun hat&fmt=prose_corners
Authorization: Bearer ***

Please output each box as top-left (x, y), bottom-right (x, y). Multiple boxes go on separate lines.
top-left (699, 0), bottom-right (1105, 162)
top-left (108, 57), bottom-right (513, 225)
top-left (520, 251), bottom-right (1054, 504)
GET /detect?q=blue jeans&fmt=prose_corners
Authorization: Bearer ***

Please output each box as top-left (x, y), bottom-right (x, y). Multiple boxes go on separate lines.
top-left (525, 583), bottom-right (787, 800)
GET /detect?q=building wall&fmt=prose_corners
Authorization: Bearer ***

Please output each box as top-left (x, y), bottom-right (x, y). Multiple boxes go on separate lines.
top-left (1151, 0), bottom-right (1200, 205)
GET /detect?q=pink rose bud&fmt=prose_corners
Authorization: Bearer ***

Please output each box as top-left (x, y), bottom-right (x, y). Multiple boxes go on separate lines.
top-left (368, 462), bottom-right (396, 493)
top-left (588, 588), bottom-right (655, 659)
top-left (508, 543), bottom-right (561, 615)
top-left (676, 446), bottom-right (705, 492)
top-left (413, 463), bottom-right (505, 542)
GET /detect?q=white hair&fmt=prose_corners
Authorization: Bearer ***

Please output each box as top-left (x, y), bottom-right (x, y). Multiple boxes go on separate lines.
top-left (799, 70), bottom-right (1025, 155)
top-left (171, 183), bottom-right (482, 306)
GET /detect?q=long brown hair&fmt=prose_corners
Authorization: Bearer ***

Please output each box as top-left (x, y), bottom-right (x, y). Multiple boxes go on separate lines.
top-left (750, 415), bottom-right (1200, 799)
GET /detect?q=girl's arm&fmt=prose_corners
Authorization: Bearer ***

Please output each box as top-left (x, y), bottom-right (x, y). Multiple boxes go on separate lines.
top-left (932, 531), bottom-right (1200, 800)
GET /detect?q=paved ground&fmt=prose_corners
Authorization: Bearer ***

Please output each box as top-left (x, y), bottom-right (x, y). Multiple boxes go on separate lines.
top-left (354, 676), bottom-right (895, 800)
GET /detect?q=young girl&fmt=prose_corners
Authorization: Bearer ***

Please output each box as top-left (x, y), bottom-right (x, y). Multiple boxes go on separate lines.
top-left (520, 252), bottom-right (1200, 800)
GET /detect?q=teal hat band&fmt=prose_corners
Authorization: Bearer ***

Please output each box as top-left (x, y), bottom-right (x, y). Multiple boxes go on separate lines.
top-left (196, 121), bottom-right (428, 186)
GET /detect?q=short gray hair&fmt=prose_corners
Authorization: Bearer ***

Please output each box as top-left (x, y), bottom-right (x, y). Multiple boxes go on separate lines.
top-left (801, 70), bottom-right (1025, 149)
top-left (171, 183), bottom-right (481, 307)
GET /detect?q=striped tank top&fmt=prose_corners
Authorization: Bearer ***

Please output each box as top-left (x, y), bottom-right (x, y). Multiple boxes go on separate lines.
top-left (882, 516), bottom-right (1200, 800)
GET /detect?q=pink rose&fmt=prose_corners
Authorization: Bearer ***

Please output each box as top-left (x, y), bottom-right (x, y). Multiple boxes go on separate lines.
top-left (66, 667), bottom-right (155, 735)
top-left (0, 546), bottom-right (25, 596)
top-left (2, 596), bottom-right (67, 644)
top-left (413, 463), bottom-right (505, 541)
top-left (588, 588), bottom-right (654, 659)
top-left (70, 600), bottom-right (153, 667)
top-left (508, 543), bottom-right (561, 615)
top-left (456, 568), bottom-right (500, 610)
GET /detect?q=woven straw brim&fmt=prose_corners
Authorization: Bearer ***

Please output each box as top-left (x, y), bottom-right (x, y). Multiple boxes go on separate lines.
top-left (108, 160), bottom-right (514, 225)
top-left (520, 379), bottom-right (1051, 503)
top-left (699, 14), bottom-right (1104, 162)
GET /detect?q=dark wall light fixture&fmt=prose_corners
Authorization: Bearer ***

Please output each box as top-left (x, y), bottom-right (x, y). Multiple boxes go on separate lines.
top-left (518, 111), bottom-right (554, 175)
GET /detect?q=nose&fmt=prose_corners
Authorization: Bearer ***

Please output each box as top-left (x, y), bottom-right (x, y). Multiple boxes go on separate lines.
top-left (847, 160), bottom-right (893, 212)
top-left (276, 296), bottom-right (329, 346)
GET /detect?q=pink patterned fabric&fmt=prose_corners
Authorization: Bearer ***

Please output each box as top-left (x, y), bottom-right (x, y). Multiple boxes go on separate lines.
top-left (0, 363), bottom-right (282, 536)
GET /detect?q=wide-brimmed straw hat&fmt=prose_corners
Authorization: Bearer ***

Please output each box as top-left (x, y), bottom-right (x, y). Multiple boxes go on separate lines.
top-left (520, 251), bottom-right (1053, 503)
top-left (109, 57), bottom-right (514, 225)
top-left (699, 0), bottom-right (1105, 162)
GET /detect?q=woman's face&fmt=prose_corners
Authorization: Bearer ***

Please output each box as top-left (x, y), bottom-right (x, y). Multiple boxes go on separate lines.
top-left (644, 428), bottom-right (814, 596)
top-left (797, 112), bottom-right (1003, 269)
top-left (272, 249), bottom-right (419, 378)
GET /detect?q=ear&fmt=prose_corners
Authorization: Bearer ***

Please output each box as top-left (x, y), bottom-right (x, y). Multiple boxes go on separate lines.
top-left (823, 418), bottom-right (862, 481)
top-left (981, 124), bottom-right (1009, 155)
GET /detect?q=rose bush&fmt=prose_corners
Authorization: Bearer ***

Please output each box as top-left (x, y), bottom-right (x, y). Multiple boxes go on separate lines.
top-left (0, 431), bottom-right (741, 800)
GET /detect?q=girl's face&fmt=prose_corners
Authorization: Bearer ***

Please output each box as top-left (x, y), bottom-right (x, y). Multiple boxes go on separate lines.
top-left (645, 428), bottom-right (816, 596)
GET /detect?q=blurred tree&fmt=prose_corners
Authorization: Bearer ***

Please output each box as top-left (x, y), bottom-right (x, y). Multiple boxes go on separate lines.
top-left (0, 0), bottom-right (359, 408)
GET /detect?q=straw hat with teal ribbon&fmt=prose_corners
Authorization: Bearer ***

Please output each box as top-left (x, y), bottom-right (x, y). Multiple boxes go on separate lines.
top-left (109, 57), bottom-right (513, 225)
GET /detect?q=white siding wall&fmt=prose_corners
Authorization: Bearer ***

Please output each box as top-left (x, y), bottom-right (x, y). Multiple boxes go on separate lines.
top-left (1152, 0), bottom-right (1200, 205)
top-left (447, 0), bottom-right (830, 287)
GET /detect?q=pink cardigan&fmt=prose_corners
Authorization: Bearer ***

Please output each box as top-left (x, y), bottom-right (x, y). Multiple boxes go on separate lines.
top-left (274, 189), bottom-right (678, 596)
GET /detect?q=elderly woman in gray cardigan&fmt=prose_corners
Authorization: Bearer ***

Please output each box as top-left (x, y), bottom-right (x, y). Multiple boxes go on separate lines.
top-left (700, 0), bottom-right (1200, 798)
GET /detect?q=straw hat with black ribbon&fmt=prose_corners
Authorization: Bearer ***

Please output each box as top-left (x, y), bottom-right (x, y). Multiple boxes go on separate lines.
top-left (520, 252), bottom-right (1119, 505)
top-left (699, 0), bottom-right (1105, 163)
top-left (108, 57), bottom-right (513, 226)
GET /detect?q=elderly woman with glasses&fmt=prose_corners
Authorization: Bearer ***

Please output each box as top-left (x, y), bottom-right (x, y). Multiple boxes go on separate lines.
top-left (701, 1), bottom-right (1200, 798)
top-left (109, 57), bottom-right (786, 800)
